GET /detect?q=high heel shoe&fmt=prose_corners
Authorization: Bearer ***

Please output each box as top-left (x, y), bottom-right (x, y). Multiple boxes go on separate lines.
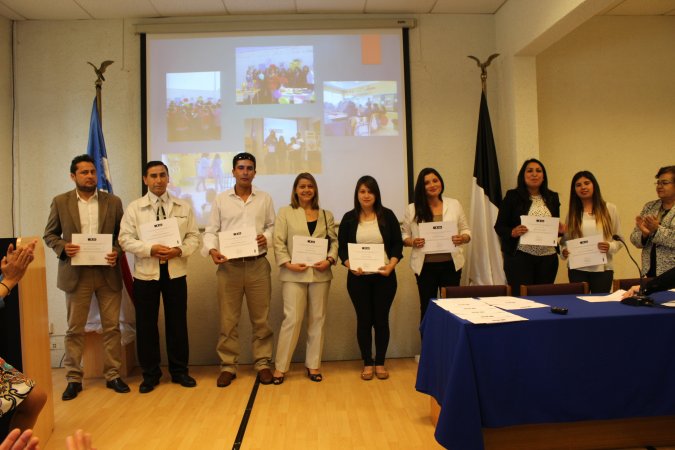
top-left (272, 371), bottom-right (285, 385)
top-left (306, 368), bottom-right (323, 382)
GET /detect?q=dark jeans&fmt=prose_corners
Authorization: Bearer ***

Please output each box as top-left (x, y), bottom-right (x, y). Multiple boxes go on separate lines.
top-left (346, 271), bottom-right (397, 366)
top-left (415, 261), bottom-right (461, 322)
top-left (503, 250), bottom-right (559, 295)
top-left (133, 264), bottom-right (189, 381)
top-left (568, 269), bottom-right (613, 293)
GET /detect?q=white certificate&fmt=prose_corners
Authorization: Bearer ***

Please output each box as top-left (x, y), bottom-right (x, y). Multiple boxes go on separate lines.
top-left (419, 221), bottom-right (458, 254)
top-left (291, 236), bottom-right (328, 265)
top-left (566, 235), bottom-right (607, 269)
top-left (348, 243), bottom-right (385, 273)
top-left (71, 233), bottom-right (112, 266)
top-left (218, 226), bottom-right (258, 259)
top-left (139, 217), bottom-right (182, 247)
top-left (519, 216), bottom-right (559, 247)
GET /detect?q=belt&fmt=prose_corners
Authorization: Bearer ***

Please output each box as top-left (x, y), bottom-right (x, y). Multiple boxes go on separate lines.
top-left (229, 253), bottom-right (267, 262)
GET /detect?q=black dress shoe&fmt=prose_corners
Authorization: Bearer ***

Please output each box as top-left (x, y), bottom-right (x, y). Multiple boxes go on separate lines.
top-left (139, 378), bottom-right (160, 394)
top-left (171, 374), bottom-right (197, 388)
top-left (106, 377), bottom-right (131, 394)
top-left (62, 382), bottom-right (82, 401)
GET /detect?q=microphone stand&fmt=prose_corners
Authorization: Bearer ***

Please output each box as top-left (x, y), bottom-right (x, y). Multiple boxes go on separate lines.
top-left (612, 234), bottom-right (653, 306)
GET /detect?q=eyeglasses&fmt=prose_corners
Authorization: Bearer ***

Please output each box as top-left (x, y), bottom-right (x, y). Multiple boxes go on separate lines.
top-left (655, 180), bottom-right (674, 187)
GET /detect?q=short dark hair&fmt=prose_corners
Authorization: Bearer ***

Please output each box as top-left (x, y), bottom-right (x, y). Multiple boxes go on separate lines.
top-left (144, 161), bottom-right (169, 177)
top-left (70, 154), bottom-right (95, 174)
top-left (656, 165), bottom-right (675, 179)
top-left (233, 152), bottom-right (256, 169)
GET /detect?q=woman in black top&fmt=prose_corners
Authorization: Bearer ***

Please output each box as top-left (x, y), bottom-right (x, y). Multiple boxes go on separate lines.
top-left (338, 176), bottom-right (403, 381)
top-left (494, 158), bottom-right (561, 293)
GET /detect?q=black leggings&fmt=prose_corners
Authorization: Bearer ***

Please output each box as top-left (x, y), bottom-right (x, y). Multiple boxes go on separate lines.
top-left (416, 261), bottom-right (461, 322)
top-left (503, 250), bottom-right (559, 295)
top-left (347, 271), bottom-right (397, 366)
top-left (568, 269), bottom-right (613, 293)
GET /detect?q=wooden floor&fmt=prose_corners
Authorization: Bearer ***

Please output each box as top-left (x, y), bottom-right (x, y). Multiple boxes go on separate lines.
top-left (43, 358), bottom-right (443, 450)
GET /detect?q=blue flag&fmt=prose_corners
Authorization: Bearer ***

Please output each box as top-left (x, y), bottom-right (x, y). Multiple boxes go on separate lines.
top-left (87, 98), bottom-right (113, 193)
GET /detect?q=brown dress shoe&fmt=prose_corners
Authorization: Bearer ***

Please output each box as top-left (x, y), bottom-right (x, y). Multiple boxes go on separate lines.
top-left (258, 368), bottom-right (273, 385)
top-left (217, 371), bottom-right (236, 387)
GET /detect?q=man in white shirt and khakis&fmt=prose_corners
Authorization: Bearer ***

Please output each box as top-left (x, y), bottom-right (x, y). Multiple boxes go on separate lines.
top-left (202, 152), bottom-right (275, 387)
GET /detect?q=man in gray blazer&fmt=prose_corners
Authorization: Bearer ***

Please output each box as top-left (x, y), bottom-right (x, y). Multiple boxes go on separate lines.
top-left (44, 154), bottom-right (130, 400)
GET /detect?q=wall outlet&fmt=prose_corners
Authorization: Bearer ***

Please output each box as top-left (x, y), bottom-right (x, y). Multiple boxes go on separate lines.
top-left (49, 336), bottom-right (64, 350)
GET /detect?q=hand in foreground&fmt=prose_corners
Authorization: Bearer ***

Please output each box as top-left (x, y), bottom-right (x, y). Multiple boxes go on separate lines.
top-left (378, 263), bottom-right (395, 277)
top-left (209, 249), bottom-right (227, 265)
top-left (285, 262), bottom-right (309, 273)
top-left (598, 242), bottom-right (610, 253)
top-left (1, 241), bottom-right (36, 285)
top-left (411, 238), bottom-right (425, 249)
top-left (151, 244), bottom-right (179, 262)
top-left (621, 285), bottom-right (640, 299)
top-left (64, 243), bottom-right (81, 258)
top-left (511, 225), bottom-right (528, 238)
top-left (0, 429), bottom-right (39, 450)
top-left (312, 260), bottom-right (331, 272)
top-left (65, 429), bottom-right (96, 450)
top-left (105, 250), bottom-right (118, 267)
top-left (345, 260), bottom-right (363, 276)
top-left (642, 215), bottom-right (660, 234)
top-left (451, 234), bottom-right (469, 245)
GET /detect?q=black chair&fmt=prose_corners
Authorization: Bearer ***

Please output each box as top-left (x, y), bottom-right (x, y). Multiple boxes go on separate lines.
top-left (440, 285), bottom-right (511, 299)
top-left (520, 282), bottom-right (589, 296)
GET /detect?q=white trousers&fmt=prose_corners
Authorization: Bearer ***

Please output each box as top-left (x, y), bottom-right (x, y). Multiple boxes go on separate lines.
top-left (274, 280), bottom-right (330, 372)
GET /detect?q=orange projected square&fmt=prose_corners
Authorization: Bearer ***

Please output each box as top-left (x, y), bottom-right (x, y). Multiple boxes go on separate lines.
top-left (361, 35), bottom-right (381, 65)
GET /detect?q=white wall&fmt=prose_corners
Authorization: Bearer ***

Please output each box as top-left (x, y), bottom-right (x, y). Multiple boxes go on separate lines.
top-left (0, 17), bottom-right (12, 236)
top-left (537, 16), bottom-right (675, 282)
top-left (12, 15), bottom-right (498, 365)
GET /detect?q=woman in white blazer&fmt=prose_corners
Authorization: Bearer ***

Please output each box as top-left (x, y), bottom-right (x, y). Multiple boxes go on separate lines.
top-left (402, 168), bottom-right (471, 321)
top-left (272, 173), bottom-right (338, 384)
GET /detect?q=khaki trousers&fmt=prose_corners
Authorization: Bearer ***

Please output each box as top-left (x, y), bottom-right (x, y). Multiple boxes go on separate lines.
top-left (274, 281), bottom-right (330, 373)
top-left (216, 257), bottom-right (273, 373)
top-left (64, 267), bottom-right (122, 382)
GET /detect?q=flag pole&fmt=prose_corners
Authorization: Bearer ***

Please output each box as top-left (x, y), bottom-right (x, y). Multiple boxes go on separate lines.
top-left (88, 60), bottom-right (114, 122)
top-left (467, 54), bottom-right (499, 93)
top-left (465, 53), bottom-right (506, 286)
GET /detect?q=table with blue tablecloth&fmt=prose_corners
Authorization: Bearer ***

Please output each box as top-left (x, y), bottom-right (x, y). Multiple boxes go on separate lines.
top-left (416, 291), bottom-right (675, 450)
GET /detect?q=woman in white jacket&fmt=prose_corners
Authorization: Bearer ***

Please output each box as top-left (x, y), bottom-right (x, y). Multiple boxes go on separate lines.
top-left (561, 171), bottom-right (621, 293)
top-left (272, 173), bottom-right (338, 384)
top-left (402, 168), bottom-right (471, 322)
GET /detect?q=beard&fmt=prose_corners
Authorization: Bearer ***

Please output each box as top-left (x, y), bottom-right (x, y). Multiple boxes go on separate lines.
top-left (77, 183), bottom-right (96, 193)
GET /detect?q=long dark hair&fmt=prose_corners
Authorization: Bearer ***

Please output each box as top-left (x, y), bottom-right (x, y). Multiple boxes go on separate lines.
top-left (566, 171), bottom-right (612, 239)
top-left (516, 158), bottom-right (555, 204)
top-left (353, 175), bottom-right (384, 224)
top-left (413, 168), bottom-right (444, 223)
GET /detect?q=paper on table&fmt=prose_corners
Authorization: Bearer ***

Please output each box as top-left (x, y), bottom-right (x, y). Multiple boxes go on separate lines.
top-left (71, 233), bottom-right (112, 266)
top-left (291, 236), bottom-right (328, 265)
top-left (348, 243), bottom-right (385, 273)
top-left (566, 235), bottom-right (607, 269)
top-left (433, 298), bottom-right (528, 324)
top-left (519, 216), bottom-right (559, 247)
top-left (218, 226), bottom-right (258, 259)
top-left (139, 217), bottom-right (182, 247)
top-left (478, 296), bottom-right (548, 310)
top-left (419, 221), bottom-right (458, 254)
top-left (577, 290), bottom-right (624, 302)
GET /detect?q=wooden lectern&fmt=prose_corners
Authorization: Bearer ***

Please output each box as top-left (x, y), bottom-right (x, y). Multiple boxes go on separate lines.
top-left (0, 238), bottom-right (54, 444)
